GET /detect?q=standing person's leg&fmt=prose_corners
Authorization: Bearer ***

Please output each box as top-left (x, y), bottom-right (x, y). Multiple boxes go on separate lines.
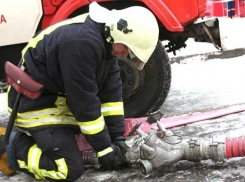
top-left (7, 127), bottom-right (84, 181)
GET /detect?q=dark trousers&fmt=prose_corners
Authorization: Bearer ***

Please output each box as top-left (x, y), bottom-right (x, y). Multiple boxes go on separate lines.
top-left (12, 127), bottom-right (84, 181)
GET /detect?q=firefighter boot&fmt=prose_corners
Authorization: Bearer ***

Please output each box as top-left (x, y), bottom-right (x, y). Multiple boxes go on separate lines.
top-left (0, 127), bottom-right (16, 176)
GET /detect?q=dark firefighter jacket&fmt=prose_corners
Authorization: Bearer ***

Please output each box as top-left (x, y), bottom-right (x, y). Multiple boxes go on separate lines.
top-left (8, 14), bottom-right (125, 152)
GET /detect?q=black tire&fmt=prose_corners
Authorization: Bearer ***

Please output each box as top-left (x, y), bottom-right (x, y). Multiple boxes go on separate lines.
top-left (120, 41), bottom-right (171, 118)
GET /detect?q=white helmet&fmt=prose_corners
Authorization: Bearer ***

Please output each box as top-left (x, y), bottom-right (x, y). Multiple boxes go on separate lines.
top-left (89, 2), bottom-right (159, 70)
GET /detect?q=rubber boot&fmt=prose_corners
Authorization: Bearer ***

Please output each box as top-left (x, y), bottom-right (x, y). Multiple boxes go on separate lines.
top-left (0, 127), bottom-right (16, 176)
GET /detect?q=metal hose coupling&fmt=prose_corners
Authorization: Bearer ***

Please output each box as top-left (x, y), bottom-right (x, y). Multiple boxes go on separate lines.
top-left (125, 120), bottom-right (184, 176)
top-left (183, 135), bottom-right (226, 162)
top-left (82, 127), bottom-right (245, 177)
top-left (82, 150), bottom-right (100, 169)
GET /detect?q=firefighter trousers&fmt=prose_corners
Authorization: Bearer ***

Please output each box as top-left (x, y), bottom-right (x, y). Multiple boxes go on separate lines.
top-left (9, 127), bottom-right (84, 181)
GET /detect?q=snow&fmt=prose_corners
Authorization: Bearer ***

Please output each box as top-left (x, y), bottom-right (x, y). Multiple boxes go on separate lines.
top-left (0, 93), bottom-right (7, 114)
top-left (160, 53), bottom-right (245, 117)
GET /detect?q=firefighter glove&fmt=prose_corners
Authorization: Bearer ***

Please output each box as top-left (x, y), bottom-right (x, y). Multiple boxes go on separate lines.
top-left (98, 144), bottom-right (123, 170)
top-left (114, 136), bottom-right (129, 154)
top-left (113, 136), bottom-right (131, 168)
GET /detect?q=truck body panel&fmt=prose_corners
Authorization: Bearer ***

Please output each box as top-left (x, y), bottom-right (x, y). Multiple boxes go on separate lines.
top-left (219, 17), bottom-right (245, 50)
top-left (0, 0), bottom-right (42, 46)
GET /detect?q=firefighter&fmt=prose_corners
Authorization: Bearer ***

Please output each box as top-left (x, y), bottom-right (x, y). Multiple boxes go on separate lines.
top-left (0, 2), bottom-right (159, 181)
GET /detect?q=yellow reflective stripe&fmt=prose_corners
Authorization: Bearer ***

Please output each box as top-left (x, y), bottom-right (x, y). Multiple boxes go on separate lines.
top-left (14, 116), bottom-right (78, 128)
top-left (78, 114), bottom-right (105, 135)
top-left (7, 86), bottom-right (11, 116)
top-left (21, 13), bottom-right (89, 63)
top-left (8, 95), bottom-right (76, 128)
top-left (24, 144), bottom-right (68, 180)
top-left (101, 102), bottom-right (124, 116)
top-left (18, 160), bottom-right (29, 170)
top-left (19, 108), bottom-right (72, 118)
top-left (28, 144), bottom-right (44, 179)
top-left (102, 110), bottom-right (124, 116)
top-left (7, 86), bottom-right (11, 110)
top-left (39, 159), bottom-right (68, 179)
top-left (8, 108), bottom-right (77, 128)
top-left (55, 158), bottom-right (68, 179)
top-left (9, 108), bottom-right (72, 119)
top-left (55, 96), bottom-right (68, 109)
top-left (8, 107), bottom-right (11, 116)
top-left (97, 147), bottom-right (113, 157)
top-left (8, 96), bottom-right (72, 122)
top-left (8, 97), bottom-right (72, 119)
top-left (7, 85), bottom-right (11, 92)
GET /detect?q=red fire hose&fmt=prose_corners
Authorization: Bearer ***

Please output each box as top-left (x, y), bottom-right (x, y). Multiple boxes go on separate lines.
top-left (226, 136), bottom-right (245, 158)
top-left (124, 104), bottom-right (245, 136)
top-left (76, 104), bottom-right (245, 153)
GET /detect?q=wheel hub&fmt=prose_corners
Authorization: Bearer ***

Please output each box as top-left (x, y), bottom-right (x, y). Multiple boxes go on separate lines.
top-left (118, 58), bottom-right (143, 99)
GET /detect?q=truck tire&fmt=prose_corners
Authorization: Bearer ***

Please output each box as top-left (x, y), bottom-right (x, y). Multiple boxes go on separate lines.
top-left (120, 41), bottom-right (171, 118)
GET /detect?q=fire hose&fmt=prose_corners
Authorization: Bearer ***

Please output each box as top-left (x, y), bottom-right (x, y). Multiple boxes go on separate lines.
top-left (81, 111), bottom-right (245, 175)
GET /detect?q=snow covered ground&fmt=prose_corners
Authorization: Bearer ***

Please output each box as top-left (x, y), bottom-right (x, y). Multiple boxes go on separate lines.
top-left (161, 54), bottom-right (245, 116)
top-left (0, 93), bottom-right (7, 114)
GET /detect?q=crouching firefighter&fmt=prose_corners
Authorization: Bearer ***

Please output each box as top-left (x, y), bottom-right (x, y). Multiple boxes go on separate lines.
top-left (0, 2), bottom-right (159, 181)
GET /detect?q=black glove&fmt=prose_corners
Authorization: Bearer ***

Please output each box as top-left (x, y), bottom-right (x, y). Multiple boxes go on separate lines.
top-left (114, 136), bottom-right (129, 154)
top-left (113, 136), bottom-right (130, 167)
top-left (98, 144), bottom-right (123, 170)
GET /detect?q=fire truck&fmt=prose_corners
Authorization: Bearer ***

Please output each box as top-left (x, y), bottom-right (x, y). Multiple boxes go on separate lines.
top-left (0, 0), bottom-right (245, 118)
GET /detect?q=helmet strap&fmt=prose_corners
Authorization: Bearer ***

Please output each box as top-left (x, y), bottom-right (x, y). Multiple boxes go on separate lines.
top-left (103, 26), bottom-right (113, 59)
top-left (104, 26), bottom-right (114, 44)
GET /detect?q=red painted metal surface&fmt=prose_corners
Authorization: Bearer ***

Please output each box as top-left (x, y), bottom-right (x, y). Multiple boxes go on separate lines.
top-left (139, 0), bottom-right (183, 31)
top-left (41, 0), bottom-right (65, 28)
top-left (158, 0), bottom-right (201, 26)
top-left (47, 0), bottom-right (186, 32)
top-left (90, 0), bottom-right (207, 30)
top-left (42, 0), bottom-right (90, 29)
top-left (206, 0), bottom-right (245, 18)
top-left (41, 0), bottom-right (206, 32)
top-left (199, 0), bottom-right (208, 17)
top-left (40, 0), bottom-right (245, 31)
top-left (50, 0), bottom-right (90, 27)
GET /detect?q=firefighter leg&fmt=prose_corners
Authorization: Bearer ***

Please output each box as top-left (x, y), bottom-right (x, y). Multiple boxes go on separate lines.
top-left (7, 127), bottom-right (84, 181)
